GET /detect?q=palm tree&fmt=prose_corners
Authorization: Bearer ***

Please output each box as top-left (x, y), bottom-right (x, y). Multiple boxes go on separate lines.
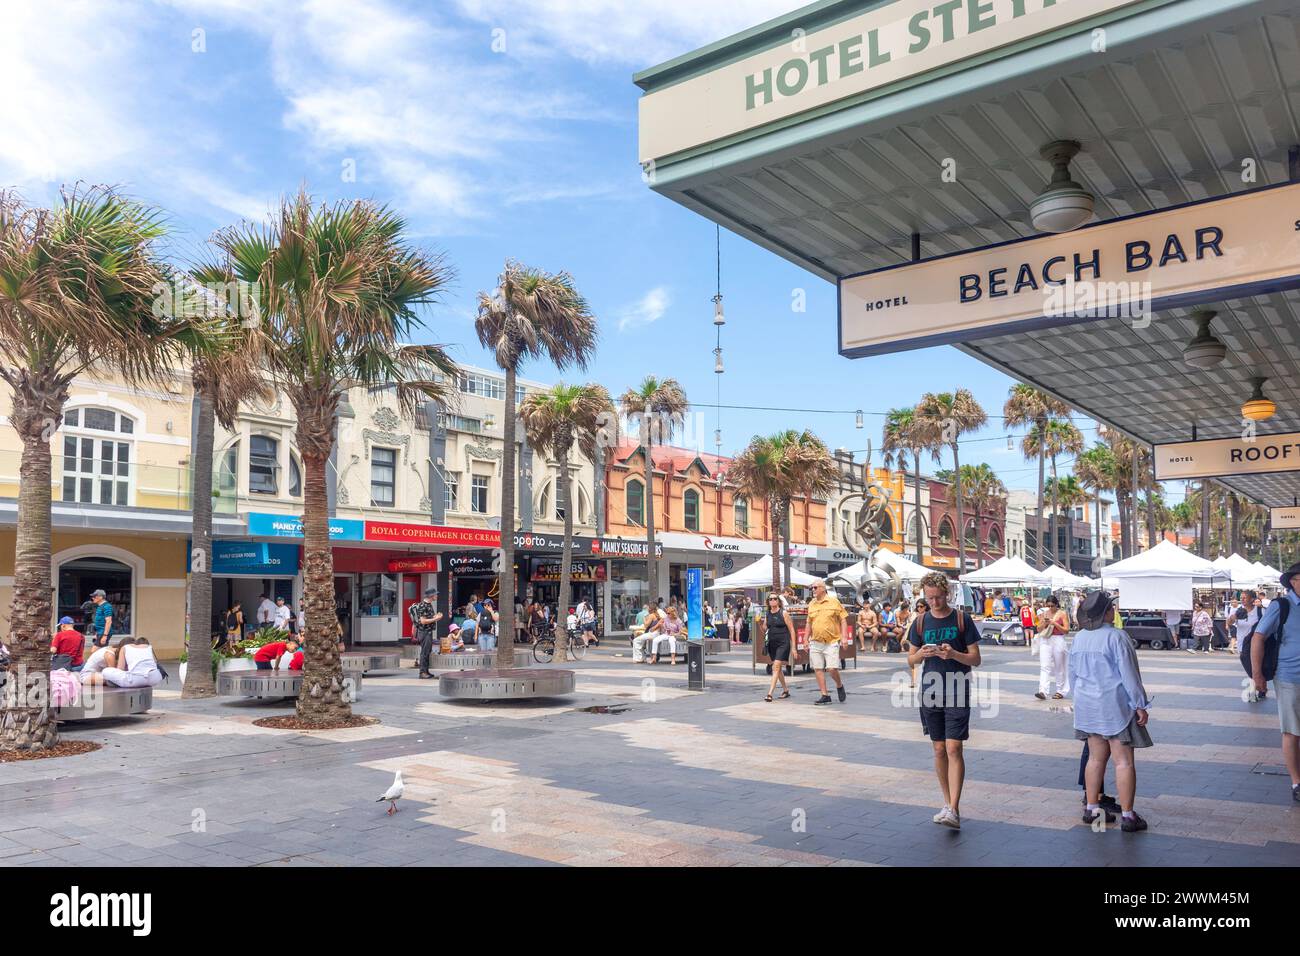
top-left (1024, 418), bottom-right (1084, 569)
top-left (1043, 474), bottom-right (1088, 566)
top-left (519, 383), bottom-right (614, 662)
top-left (619, 377), bottom-right (687, 605)
top-left (883, 407), bottom-right (936, 563)
top-left (1004, 384), bottom-right (1072, 568)
top-left (1187, 480), bottom-right (1229, 558)
top-left (1171, 500), bottom-right (1197, 550)
top-left (180, 267), bottom-right (271, 699)
top-left (477, 262), bottom-right (597, 667)
top-left (1074, 443), bottom-right (1116, 568)
top-left (959, 463), bottom-right (1006, 564)
top-left (211, 190), bottom-right (455, 722)
top-left (775, 430), bottom-right (838, 586)
top-left (730, 434), bottom-right (787, 591)
top-left (0, 187), bottom-right (202, 751)
top-left (917, 390), bottom-right (987, 574)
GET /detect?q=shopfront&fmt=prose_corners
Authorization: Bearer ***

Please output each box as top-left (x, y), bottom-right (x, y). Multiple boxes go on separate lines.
top-left (188, 539), bottom-right (301, 641)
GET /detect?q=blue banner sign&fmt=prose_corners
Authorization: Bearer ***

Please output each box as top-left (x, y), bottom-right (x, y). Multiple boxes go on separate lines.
top-left (687, 567), bottom-right (703, 639)
top-left (247, 512), bottom-right (365, 541)
top-left (188, 539), bottom-right (301, 575)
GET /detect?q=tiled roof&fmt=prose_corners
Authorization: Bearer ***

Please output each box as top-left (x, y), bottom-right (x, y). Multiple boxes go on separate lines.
top-left (611, 442), bottom-right (733, 478)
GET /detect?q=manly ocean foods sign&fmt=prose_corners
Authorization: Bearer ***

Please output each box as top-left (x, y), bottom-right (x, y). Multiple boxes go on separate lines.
top-left (840, 182), bottom-right (1300, 357)
top-left (1154, 432), bottom-right (1300, 481)
top-left (638, 0), bottom-right (1145, 162)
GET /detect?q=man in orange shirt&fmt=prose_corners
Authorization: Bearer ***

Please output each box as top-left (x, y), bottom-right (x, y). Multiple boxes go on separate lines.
top-left (807, 581), bottom-right (848, 705)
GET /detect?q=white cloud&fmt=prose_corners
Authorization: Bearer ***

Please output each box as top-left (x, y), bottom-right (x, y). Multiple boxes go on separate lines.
top-left (617, 286), bottom-right (670, 332)
top-left (453, 0), bottom-right (796, 65)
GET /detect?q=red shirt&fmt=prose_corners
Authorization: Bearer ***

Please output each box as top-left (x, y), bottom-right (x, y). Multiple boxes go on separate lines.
top-left (1019, 606), bottom-right (1035, 629)
top-left (253, 641), bottom-right (289, 663)
top-left (51, 629), bottom-right (84, 666)
top-left (289, 651), bottom-right (304, 671)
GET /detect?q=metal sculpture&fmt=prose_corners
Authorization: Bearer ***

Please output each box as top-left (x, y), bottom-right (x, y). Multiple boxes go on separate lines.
top-left (835, 441), bottom-right (905, 608)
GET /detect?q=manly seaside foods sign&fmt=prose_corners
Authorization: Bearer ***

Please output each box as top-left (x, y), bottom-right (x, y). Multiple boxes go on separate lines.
top-left (838, 182), bottom-right (1300, 357)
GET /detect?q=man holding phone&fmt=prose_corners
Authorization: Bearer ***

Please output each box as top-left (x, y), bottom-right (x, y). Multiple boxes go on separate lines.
top-left (908, 572), bottom-right (983, 830)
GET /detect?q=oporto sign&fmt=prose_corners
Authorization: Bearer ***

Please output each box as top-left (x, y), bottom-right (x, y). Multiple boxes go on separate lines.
top-left (638, 0), bottom-right (1147, 162)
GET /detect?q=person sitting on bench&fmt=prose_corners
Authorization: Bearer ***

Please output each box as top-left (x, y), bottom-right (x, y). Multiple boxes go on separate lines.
top-left (85, 637), bottom-right (163, 688)
top-left (79, 643), bottom-right (117, 683)
top-left (253, 637), bottom-right (299, 670)
top-left (50, 616), bottom-right (86, 671)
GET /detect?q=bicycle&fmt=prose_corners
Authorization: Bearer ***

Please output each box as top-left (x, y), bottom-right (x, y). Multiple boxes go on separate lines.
top-left (532, 627), bottom-right (588, 663)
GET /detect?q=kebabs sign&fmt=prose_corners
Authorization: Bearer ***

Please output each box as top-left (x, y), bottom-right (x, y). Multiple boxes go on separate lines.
top-left (839, 183), bottom-right (1300, 357)
top-left (1154, 432), bottom-right (1300, 482)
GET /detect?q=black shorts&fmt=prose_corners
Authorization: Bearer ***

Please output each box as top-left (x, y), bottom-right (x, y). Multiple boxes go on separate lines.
top-left (766, 639), bottom-right (791, 663)
top-left (919, 705), bottom-right (971, 742)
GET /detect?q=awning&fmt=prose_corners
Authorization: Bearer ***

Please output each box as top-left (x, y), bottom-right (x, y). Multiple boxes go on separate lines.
top-left (707, 555), bottom-right (822, 590)
top-left (958, 555), bottom-right (1051, 585)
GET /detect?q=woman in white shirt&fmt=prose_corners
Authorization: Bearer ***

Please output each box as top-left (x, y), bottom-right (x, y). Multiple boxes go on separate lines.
top-left (96, 637), bottom-right (163, 688)
top-left (79, 644), bottom-right (118, 683)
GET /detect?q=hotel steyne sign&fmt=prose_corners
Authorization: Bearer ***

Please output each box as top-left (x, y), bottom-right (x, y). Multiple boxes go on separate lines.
top-left (639, 0), bottom-right (1148, 162)
top-left (839, 182), bottom-right (1300, 357)
top-left (1153, 432), bottom-right (1300, 482)
top-left (1270, 507), bottom-right (1300, 531)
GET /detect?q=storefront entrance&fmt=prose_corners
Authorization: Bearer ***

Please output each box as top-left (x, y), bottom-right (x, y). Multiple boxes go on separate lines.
top-left (57, 556), bottom-right (132, 637)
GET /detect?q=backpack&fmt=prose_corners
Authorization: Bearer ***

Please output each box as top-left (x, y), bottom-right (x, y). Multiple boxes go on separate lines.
top-left (1240, 600), bottom-right (1284, 683)
top-left (478, 609), bottom-right (496, 635)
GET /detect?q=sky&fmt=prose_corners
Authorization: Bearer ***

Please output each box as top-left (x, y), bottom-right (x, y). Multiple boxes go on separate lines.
top-left (0, 0), bottom-right (1157, 499)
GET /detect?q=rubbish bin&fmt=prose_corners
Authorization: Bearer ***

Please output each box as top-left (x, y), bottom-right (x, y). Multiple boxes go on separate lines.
top-left (687, 639), bottom-right (705, 690)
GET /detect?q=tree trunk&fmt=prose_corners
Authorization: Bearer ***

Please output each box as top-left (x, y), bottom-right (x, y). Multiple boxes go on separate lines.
top-left (183, 376), bottom-right (218, 698)
top-left (0, 376), bottom-right (65, 752)
top-left (1230, 495), bottom-right (1241, 555)
top-left (781, 498), bottom-right (792, 590)
top-left (912, 447), bottom-right (925, 563)
top-left (769, 498), bottom-right (782, 592)
top-left (294, 399), bottom-right (350, 722)
top-left (952, 443), bottom-right (966, 573)
top-left (1200, 480), bottom-right (1210, 559)
top-left (497, 366), bottom-right (518, 670)
top-left (644, 437), bottom-right (658, 606)
top-left (1093, 490), bottom-right (1102, 568)
top-left (555, 437), bottom-right (574, 663)
top-left (1034, 436), bottom-right (1046, 568)
top-left (1048, 455), bottom-right (1059, 568)
top-left (1146, 456), bottom-right (1157, 551)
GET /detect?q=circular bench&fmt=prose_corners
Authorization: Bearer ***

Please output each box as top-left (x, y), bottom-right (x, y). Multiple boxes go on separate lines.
top-left (341, 650), bottom-right (402, 675)
top-left (54, 686), bottom-right (153, 721)
top-left (438, 667), bottom-right (576, 699)
top-left (216, 670), bottom-right (363, 701)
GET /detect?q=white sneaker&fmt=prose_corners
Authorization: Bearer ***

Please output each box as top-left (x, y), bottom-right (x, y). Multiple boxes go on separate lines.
top-left (940, 808), bottom-right (961, 829)
top-left (932, 806), bottom-right (952, 824)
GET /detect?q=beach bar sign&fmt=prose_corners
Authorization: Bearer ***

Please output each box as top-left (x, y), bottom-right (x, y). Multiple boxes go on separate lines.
top-left (839, 182), bottom-right (1300, 357)
top-left (1154, 431), bottom-right (1300, 482)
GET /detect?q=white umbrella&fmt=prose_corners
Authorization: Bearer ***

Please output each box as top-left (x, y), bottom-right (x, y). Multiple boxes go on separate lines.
top-left (959, 555), bottom-right (1051, 585)
top-left (829, 549), bottom-right (930, 587)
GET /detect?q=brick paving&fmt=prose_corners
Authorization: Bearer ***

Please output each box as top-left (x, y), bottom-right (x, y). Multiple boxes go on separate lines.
top-left (1, 642), bottom-right (1296, 866)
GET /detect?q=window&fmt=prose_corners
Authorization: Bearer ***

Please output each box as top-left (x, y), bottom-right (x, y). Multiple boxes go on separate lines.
top-left (907, 512), bottom-right (926, 545)
top-left (444, 472), bottom-right (459, 512)
top-left (683, 489), bottom-right (700, 531)
top-left (60, 407), bottom-right (133, 506)
top-left (217, 444), bottom-right (238, 497)
top-left (57, 556), bottom-right (132, 636)
top-left (458, 372), bottom-right (506, 401)
top-left (438, 413), bottom-right (483, 433)
top-left (964, 519), bottom-right (978, 547)
top-left (249, 435), bottom-right (279, 495)
top-left (471, 475), bottom-right (489, 514)
top-left (539, 482), bottom-right (552, 520)
top-left (987, 526), bottom-right (1002, 551)
top-left (288, 454), bottom-right (302, 498)
top-left (577, 485), bottom-right (588, 525)
top-left (878, 510), bottom-right (894, 541)
top-left (626, 479), bottom-right (645, 526)
top-left (938, 518), bottom-right (956, 545)
top-left (371, 447), bottom-right (396, 507)
top-left (734, 497), bottom-right (749, 535)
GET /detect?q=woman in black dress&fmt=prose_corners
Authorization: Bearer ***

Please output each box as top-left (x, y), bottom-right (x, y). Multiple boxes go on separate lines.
top-left (764, 593), bottom-right (796, 702)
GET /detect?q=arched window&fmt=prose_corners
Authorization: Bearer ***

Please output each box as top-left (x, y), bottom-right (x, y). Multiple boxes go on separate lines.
top-left (734, 497), bottom-right (749, 536)
top-left (288, 453), bottom-right (302, 498)
top-left (878, 510), bottom-right (894, 542)
top-left (684, 488), bottom-right (701, 532)
top-left (987, 525), bottom-right (1002, 552)
top-left (576, 484), bottom-right (590, 525)
top-left (57, 556), bottom-right (133, 637)
top-left (60, 407), bottom-right (134, 505)
top-left (626, 478), bottom-right (645, 526)
top-left (938, 517), bottom-right (956, 545)
top-left (538, 481), bottom-right (553, 521)
top-left (907, 512), bottom-right (926, 545)
top-left (249, 435), bottom-right (279, 495)
top-left (964, 518), bottom-right (978, 548)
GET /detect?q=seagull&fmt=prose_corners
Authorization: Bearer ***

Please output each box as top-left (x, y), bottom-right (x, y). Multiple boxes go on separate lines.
top-left (376, 770), bottom-right (404, 815)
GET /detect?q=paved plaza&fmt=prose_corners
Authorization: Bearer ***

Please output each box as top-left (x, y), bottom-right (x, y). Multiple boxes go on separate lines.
top-left (2, 643), bottom-right (1297, 867)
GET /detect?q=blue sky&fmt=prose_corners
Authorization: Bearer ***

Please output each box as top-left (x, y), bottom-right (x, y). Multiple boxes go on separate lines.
top-left (1, 0), bottom-right (1144, 498)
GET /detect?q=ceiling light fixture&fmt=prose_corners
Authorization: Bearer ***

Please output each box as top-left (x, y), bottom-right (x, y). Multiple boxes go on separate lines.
top-left (1029, 140), bottom-right (1094, 233)
top-left (1242, 377), bottom-right (1276, 422)
top-left (1183, 310), bottom-right (1226, 368)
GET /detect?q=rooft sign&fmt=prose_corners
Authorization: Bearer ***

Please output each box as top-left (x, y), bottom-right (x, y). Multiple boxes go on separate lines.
top-left (638, 0), bottom-right (1145, 162)
top-left (1153, 432), bottom-right (1300, 482)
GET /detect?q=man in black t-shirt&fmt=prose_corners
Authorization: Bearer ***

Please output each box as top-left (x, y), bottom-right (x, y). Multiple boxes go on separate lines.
top-left (907, 572), bottom-right (983, 830)
top-left (409, 588), bottom-right (444, 679)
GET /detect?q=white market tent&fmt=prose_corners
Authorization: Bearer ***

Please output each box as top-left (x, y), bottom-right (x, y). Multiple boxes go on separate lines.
top-left (959, 555), bottom-right (1051, 586)
top-left (707, 555), bottom-right (822, 591)
top-left (1253, 560), bottom-right (1282, 582)
top-left (1209, 553), bottom-right (1270, 589)
top-left (829, 550), bottom-right (931, 587)
top-left (1041, 564), bottom-right (1095, 590)
top-left (1097, 540), bottom-right (1223, 610)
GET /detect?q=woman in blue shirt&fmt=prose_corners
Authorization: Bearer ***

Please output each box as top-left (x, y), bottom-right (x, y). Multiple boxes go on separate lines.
top-left (1069, 590), bottom-right (1152, 832)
